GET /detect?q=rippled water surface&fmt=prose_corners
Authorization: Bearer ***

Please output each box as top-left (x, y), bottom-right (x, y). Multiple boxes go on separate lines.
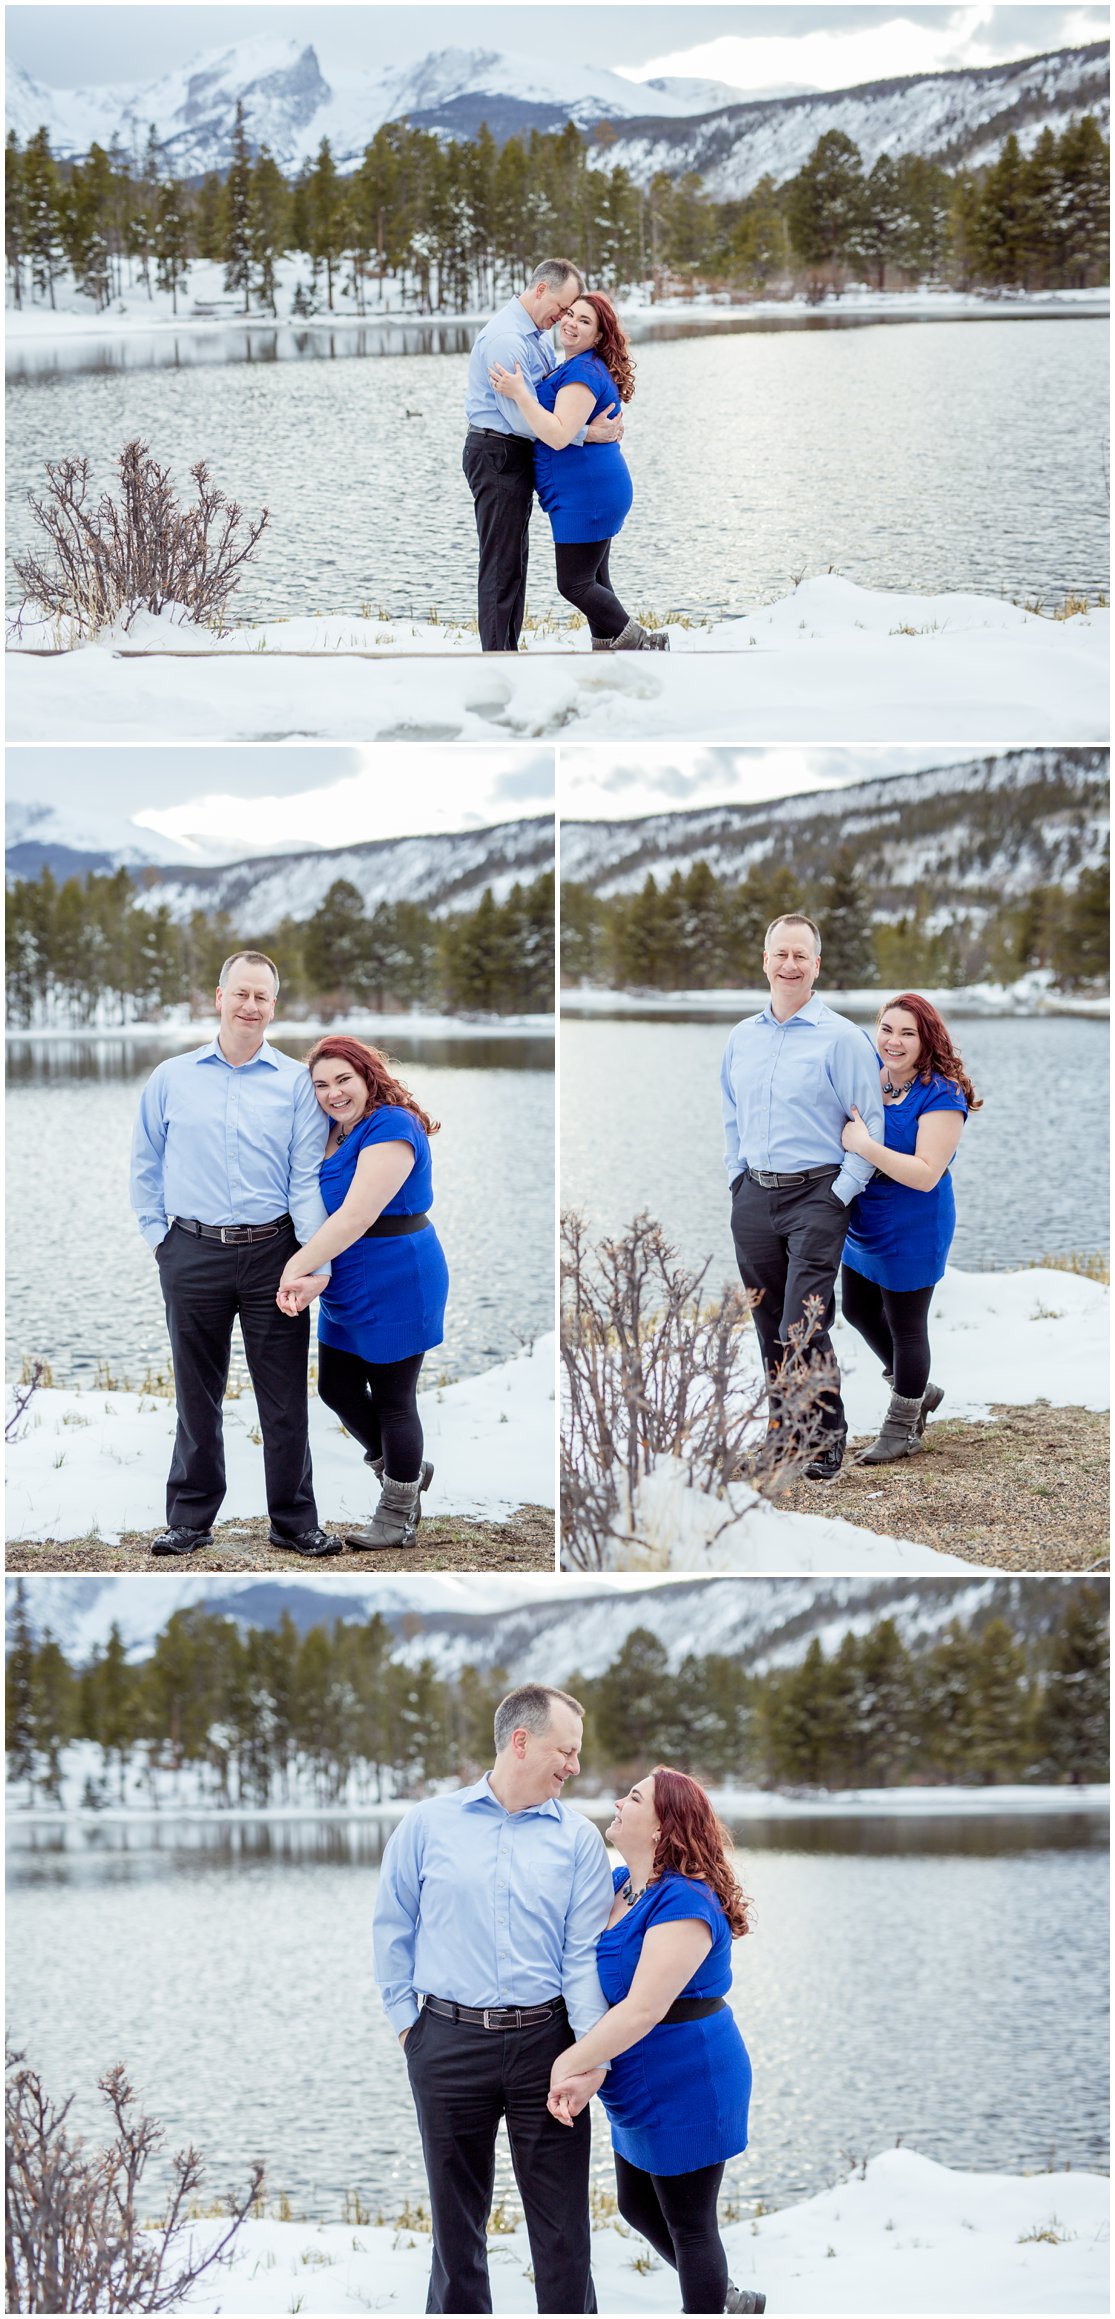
top-left (6, 1809), bottom-right (1107, 2221)
top-left (6, 317), bottom-right (1108, 621)
top-left (6, 1035), bottom-right (553, 1383)
top-left (561, 1014), bottom-right (1109, 1276)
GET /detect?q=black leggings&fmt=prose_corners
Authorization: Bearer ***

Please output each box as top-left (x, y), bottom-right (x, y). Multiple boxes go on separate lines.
top-left (553, 538), bottom-right (629, 639)
top-left (614, 2153), bottom-right (728, 2315)
top-left (316, 1343), bottom-right (425, 1482)
top-left (840, 1267), bottom-right (936, 1399)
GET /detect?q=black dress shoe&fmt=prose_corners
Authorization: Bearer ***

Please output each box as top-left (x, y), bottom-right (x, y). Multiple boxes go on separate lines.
top-left (268, 1527), bottom-right (342, 1558)
top-left (803, 1435), bottom-right (846, 1482)
top-left (150, 1526), bottom-right (212, 1556)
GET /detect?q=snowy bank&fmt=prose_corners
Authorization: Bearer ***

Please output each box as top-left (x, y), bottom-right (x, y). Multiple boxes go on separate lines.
top-left (563, 979), bottom-right (1109, 1020)
top-left (7, 578), bottom-right (1108, 745)
top-left (6, 264), bottom-right (1107, 348)
top-left (172, 2149), bottom-right (1108, 2315)
top-left (574, 1267), bottom-right (1109, 1574)
top-left (7, 1010), bottom-right (555, 1045)
top-left (5, 1336), bottom-right (556, 1544)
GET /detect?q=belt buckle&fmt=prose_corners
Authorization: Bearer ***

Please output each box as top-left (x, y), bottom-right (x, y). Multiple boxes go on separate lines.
top-left (220, 1226), bottom-right (235, 1244)
top-left (482, 2008), bottom-right (492, 2029)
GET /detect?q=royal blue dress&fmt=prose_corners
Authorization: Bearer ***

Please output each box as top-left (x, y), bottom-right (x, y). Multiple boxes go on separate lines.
top-left (533, 352), bottom-right (634, 544)
top-left (316, 1106), bottom-right (449, 1365)
top-left (596, 1867), bottom-right (752, 2176)
top-left (842, 1073), bottom-right (968, 1293)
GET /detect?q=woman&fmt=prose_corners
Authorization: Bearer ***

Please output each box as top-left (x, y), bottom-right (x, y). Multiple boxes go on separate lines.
top-left (548, 1767), bottom-right (764, 2317)
top-left (275, 1036), bottom-right (449, 1548)
top-left (840, 993), bottom-right (980, 1465)
top-left (488, 291), bottom-right (667, 653)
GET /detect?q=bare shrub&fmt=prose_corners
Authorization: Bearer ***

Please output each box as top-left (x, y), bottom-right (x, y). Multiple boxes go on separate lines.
top-left (560, 1210), bottom-right (833, 1569)
top-left (5, 2047), bottom-right (264, 2313)
top-left (11, 439), bottom-right (269, 638)
top-left (5, 1362), bottom-right (44, 1443)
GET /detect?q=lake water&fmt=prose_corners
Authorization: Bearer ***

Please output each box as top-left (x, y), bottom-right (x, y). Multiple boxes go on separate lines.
top-left (5, 1034), bottom-right (553, 1385)
top-left (6, 317), bottom-right (1108, 623)
top-left (6, 1806), bottom-right (1107, 2223)
top-left (561, 1014), bottom-right (1109, 1278)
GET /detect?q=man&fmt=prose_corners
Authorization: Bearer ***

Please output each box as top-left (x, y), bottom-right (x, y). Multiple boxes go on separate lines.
top-left (130, 949), bottom-right (338, 1559)
top-left (463, 257), bottom-right (624, 652)
top-left (721, 912), bottom-right (885, 1481)
top-left (374, 1684), bottom-right (614, 2314)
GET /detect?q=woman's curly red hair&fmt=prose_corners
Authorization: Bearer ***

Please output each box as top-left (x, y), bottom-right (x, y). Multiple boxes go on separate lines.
top-left (304, 1035), bottom-right (440, 1134)
top-left (580, 293), bottom-right (636, 403)
top-left (878, 995), bottom-right (983, 1110)
top-left (650, 1766), bottom-right (751, 1938)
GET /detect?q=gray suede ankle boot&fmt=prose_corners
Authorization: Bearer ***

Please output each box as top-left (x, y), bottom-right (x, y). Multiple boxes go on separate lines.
top-left (346, 1473), bottom-right (424, 1550)
top-left (883, 1376), bottom-right (943, 1436)
top-left (856, 1391), bottom-right (924, 1466)
top-left (611, 616), bottom-right (670, 651)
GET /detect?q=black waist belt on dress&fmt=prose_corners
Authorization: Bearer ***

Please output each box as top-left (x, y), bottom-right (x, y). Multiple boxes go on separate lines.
top-left (660, 1995), bottom-right (727, 2024)
top-left (422, 1995), bottom-right (565, 2030)
top-left (363, 1212), bottom-right (431, 1239)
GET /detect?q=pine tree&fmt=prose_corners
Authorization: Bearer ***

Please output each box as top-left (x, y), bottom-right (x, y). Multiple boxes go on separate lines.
top-left (154, 179), bottom-right (189, 314)
top-left (1037, 1586), bottom-right (1110, 1781)
top-left (223, 99), bottom-right (253, 314)
top-left (785, 131), bottom-right (866, 277)
top-left (307, 137), bottom-right (346, 311)
top-left (6, 132), bottom-right (25, 307)
top-left (6, 1580), bottom-right (38, 1796)
top-left (249, 146), bottom-right (291, 316)
top-left (819, 847), bottom-right (875, 989)
top-left (22, 127), bottom-right (65, 310)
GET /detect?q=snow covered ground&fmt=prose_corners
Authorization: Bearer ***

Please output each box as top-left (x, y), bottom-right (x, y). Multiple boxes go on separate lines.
top-left (563, 977), bottom-right (1109, 1020)
top-left (172, 2148), bottom-right (1108, 2314)
top-left (8, 1010), bottom-right (555, 1044)
top-left (7, 579), bottom-right (1108, 745)
top-left (5, 263), bottom-right (1107, 343)
top-left (578, 1266), bottom-right (1110, 1574)
top-left (5, 1336), bottom-right (556, 1544)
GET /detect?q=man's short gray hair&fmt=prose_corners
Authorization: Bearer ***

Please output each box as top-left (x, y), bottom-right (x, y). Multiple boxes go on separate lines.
top-left (764, 913), bottom-right (821, 955)
top-left (529, 258), bottom-right (586, 296)
top-left (494, 1684), bottom-right (584, 1754)
top-left (219, 950), bottom-right (281, 997)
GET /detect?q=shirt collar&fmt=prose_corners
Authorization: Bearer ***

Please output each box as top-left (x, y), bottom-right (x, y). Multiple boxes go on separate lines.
top-left (460, 1771), bottom-right (561, 1820)
top-left (757, 992), bottom-right (825, 1027)
top-left (197, 1033), bottom-right (280, 1069)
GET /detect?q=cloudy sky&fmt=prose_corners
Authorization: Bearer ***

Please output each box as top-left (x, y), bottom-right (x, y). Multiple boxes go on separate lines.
top-left (10, 4), bottom-right (1105, 91)
top-left (8, 744), bottom-right (554, 852)
top-left (559, 745), bottom-right (977, 822)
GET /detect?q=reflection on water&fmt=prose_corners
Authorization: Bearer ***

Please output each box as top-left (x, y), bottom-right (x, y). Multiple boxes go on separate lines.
top-left (8, 318), bottom-right (1108, 620)
top-left (6, 1808), bottom-right (1108, 2221)
top-left (6, 1041), bottom-right (554, 1382)
top-left (561, 1014), bottom-right (1109, 1274)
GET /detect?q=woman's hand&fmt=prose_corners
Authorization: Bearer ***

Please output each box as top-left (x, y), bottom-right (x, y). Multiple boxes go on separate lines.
top-left (489, 359), bottom-right (529, 404)
top-left (547, 2071), bottom-right (601, 2126)
top-left (841, 1105), bottom-right (876, 1157)
top-left (276, 1270), bottom-right (326, 1316)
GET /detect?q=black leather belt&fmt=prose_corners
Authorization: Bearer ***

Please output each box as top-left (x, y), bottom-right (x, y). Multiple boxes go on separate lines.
top-left (364, 1212), bottom-right (431, 1238)
top-left (746, 1166), bottom-right (839, 1190)
top-left (661, 1995), bottom-right (727, 2024)
top-left (467, 425), bottom-right (530, 441)
top-left (174, 1214), bottom-right (292, 1244)
top-left (423, 1995), bottom-right (564, 2031)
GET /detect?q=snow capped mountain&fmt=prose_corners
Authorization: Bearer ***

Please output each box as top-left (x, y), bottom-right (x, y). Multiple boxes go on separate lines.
top-left (7, 37), bottom-right (1105, 183)
top-left (7, 1571), bottom-right (1083, 1680)
top-left (4, 797), bottom-right (323, 883)
top-left (129, 814), bottom-right (554, 927)
top-left (5, 38), bottom-right (753, 177)
top-left (6, 807), bottom-right (554, 917)
top-left (562, 750), bottom-right (1109, 912)
top-left (592, 42), bottom-right (1110, 196)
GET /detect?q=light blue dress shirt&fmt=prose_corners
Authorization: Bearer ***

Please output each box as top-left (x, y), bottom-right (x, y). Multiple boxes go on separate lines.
top-left (373, 1774), bottom-right (614, 2039)
top-left (130, 1035), bottom-right (330, 1254)
top-left (465, 296), bottom-right (559, 438)
top-left (720, 994), bottom-right (885, 1205)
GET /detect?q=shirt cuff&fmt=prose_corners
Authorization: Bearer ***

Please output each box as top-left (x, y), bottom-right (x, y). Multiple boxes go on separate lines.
top-left (140, 1219), bottom-right (169, 1250)
top-left (832, 1167), bottom-right (861, 1205)
top-left (384, 1996), bottom-right (420, 2035)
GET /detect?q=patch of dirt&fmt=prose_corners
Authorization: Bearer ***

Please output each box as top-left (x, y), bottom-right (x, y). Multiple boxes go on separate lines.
top-left (774, 1403), bottom-right (1110, 1570)
top-left (5, 1507), bottom-right (556, 1574)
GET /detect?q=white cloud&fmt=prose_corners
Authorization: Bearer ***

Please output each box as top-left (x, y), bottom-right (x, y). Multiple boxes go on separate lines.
top-left (559, 746), bottom-right (973, 823)
top-left (622, 6), bottom-right (1107, 97)
top-left (132, 747), bottom-right (553, 850)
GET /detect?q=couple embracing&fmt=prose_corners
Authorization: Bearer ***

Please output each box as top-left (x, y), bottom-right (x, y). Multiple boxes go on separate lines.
top-left (464, 257), bottom-right (666, 655)
top-left (374, 1685), bottom-right (764, 2317)
top-left (130, 950), bottom-right (449, 1558)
